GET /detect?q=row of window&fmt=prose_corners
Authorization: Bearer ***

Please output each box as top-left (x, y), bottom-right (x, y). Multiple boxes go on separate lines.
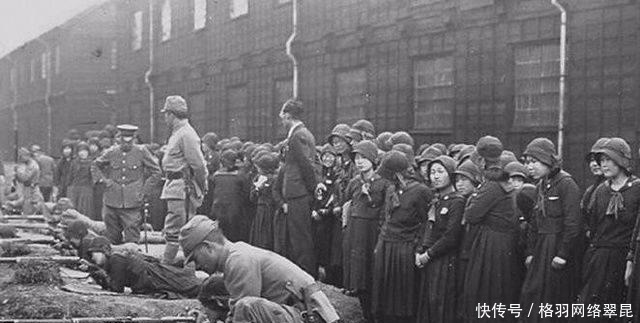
top-left (132, 0), bottom-right (291, 51)
top-left (150, 42), bottom-right (559, 136)
top-left (336, 43), bottom-right (560, 130)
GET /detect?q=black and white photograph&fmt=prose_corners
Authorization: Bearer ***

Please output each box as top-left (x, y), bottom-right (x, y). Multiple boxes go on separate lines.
top-left (0, 0), bottom-right (639, 322)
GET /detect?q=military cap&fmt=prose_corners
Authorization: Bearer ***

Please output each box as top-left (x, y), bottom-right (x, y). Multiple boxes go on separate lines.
top-left (65, 220), bottom-right (89, 240)
top-left (179, 215), bottom-right (220, 264)
top-left (161, 95), bottom-right (188, 114)
top-left (17, 147), bottom-right (31, 157)
top-left (117, 124), bottom-right (139, 137)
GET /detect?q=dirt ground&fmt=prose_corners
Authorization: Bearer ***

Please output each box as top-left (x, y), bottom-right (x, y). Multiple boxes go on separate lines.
top-left (0, 240), bottom-right (364, 322)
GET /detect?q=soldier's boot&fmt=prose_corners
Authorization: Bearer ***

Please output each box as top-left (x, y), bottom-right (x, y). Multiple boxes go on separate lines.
top-left (162, 242), bottom-right (180, 265)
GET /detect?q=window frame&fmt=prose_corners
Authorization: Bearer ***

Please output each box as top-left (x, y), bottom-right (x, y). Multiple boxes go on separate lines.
top-left (334, 67), bottom-right (368, 125)
top-left (411, 54), bottom-right (456, 132)
top-left (511, 41), bottom-right (561, 130)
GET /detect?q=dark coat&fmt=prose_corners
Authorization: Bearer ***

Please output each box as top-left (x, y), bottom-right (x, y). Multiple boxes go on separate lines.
top-left (210, 169), bottom-right (251, 242)
top-left (249, 173), bottom-right (277, 251)
top-left (281, 123), bottom-right (317, 200)
top-left (462, 180), bottom-right (521, 323)
top-left (417, 191), bottom-right (465, 323)
top-left (520, 170), bottom-right (583, 322)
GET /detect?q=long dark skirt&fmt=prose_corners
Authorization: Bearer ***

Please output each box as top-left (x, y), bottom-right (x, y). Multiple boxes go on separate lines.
top-left (69, 185), bottom-right (94, 219)
top-left (343, 217), bottom-right (380, 292)
top-left (92, 182), bottom-right (105, 221)
top-left (372, 239), bottom-right (419, 318)
top-left (417, 252), bottom-right (458, 323)
top-left (273, 208), bottom-right (288, 257)
top-left (463, 226), bottom-right (520, 323)
top-left (313, 214), bottom-right (334, 267)
top-left (578, 247), bottom-right (627, 316)
top-left (249, 204), bottom-right (274, 251)
top-left (212, 202), bottom-right (249, 242)
top-left (521, 234), bottom-right (576, 323)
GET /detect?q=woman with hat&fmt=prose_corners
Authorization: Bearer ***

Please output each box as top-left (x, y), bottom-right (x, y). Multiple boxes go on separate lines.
top-left (68, 142), bottom-right (95, 219)
top-left (461, 136), bottom-right (521, 323)
top-left (371, 150), bottom-right (433, 323)
top-left (520, 137), bottom-right (582, 322)
top-left (581, 138), bottom-right (610, 234)
top-left (248, 152), bottom-right (280, 251)
top-left (341, 140), bottom-right (391, 322)
top-left (577, 138), bottom-right (640, 312)
top-left (415, 155), bottom-right (465, 323)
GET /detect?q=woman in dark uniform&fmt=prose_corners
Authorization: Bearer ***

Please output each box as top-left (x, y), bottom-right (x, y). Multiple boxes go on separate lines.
top-left (416, 155), bottom-right (465, 323)
top-left (371, 150), bottom-right (432, 323)
top-left (520, 138), bottom-right (583, 323)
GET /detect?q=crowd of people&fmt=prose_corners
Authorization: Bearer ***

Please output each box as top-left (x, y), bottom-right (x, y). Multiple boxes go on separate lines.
top-left (3, 95), bottom-right (640, 323)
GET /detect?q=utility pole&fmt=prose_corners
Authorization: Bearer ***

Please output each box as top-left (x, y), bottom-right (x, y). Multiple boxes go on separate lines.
top-left (286, 0), bottom-right (299, 98)
top-left (145, 0), bottom-right (155, 142)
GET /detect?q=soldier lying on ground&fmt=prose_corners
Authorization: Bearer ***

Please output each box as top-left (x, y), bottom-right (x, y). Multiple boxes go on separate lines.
top-left (83, 236), bottom-right (203, 299)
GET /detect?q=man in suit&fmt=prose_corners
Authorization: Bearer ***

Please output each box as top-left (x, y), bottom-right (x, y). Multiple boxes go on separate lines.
top-left (278, 98), bottom-right (318, 277)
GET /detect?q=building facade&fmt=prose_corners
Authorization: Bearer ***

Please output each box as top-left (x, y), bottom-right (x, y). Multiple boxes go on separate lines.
top-left (1, 0), bottom-right (638, 186)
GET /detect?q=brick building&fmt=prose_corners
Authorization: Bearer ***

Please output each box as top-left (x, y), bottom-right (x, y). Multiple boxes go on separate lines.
top-left (1, 0), bottom-right (639, 186)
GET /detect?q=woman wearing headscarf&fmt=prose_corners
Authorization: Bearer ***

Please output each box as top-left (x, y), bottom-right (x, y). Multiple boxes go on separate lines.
top-left (371, 150), bottom-right (432, 323)
top-left (520, 138), bottom-right (582, 322)
top-left (577, 138), bottom-right (640, 320)
top-left (461, 136), bottom-right (521, 323)
top-left (415, 155), bottom-right (465, 323)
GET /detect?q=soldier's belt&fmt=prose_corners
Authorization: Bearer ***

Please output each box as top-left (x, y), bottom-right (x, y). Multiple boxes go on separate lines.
top-left (166, 172), bottom-right (183, 180)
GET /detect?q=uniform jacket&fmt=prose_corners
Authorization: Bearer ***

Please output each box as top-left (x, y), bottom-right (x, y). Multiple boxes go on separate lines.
top-left (223, 242), bottom-right (340, 322)
top-left (92, 144), bottom-right (162, 209)
top-left (418, 191), bottom-right (465, 258)
top-left (161, 119), bottom-right (208, 202)
top-left (281, 122), bottom-right (318, 199)
top-left (585, 176), bottom-right (640, 249)
top-left (526, 170), bottom-right (582, 260)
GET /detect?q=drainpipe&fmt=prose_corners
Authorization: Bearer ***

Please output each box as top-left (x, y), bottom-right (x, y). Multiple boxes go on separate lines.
top-left (145, 0), bottom-right (155, 142)
top-left (551, 0), bottom-right (567, 159)
top-left (5, 55), bottom-right (18, 161)
top-left (34, 38), bottom-right (53, 153)
top-left (286, 0), bottom-right (299, 98)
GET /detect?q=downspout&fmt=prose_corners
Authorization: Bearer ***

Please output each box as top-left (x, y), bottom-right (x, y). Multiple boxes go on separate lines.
top-left (6, 55), bottom-right (18, 162)
top-left (145, 0), bottom-right (155, 142)
top-left (551, 0), bottom-right (567, 159)
top-left (286, 0), bottom-right (299, 98)
top-left (34, 38), bottom-right (53, 153)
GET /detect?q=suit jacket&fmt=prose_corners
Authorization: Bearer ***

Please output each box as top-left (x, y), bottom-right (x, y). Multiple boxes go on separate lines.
top-left (281, 123), bottom-right (317, 200)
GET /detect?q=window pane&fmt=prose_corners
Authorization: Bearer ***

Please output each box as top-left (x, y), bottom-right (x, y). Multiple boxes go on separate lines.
top-left (230, 0), bottom-right (248, 19)
top-left (413, 56), bottom-right (454, 130)
top-left (110, 41), bottom-right (117, 70)
top-left (194, 0), bottom-right (207, 30)
top-left (336, 68), bottom-right (366, 125)
top-left (132, 11), bottom-right (143, 50)
top-left (161, 0), bottom-right (172, 42)
top-left (41, 52), bottom-right (48, 79)
top-left (514, 43), bottom-right (560, 127)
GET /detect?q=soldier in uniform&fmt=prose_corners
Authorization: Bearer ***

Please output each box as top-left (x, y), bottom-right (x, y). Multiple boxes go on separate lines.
top-left (160, 95), bottom-right (208, 264)
top-left (92, 125), bottom-right (162, 245)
